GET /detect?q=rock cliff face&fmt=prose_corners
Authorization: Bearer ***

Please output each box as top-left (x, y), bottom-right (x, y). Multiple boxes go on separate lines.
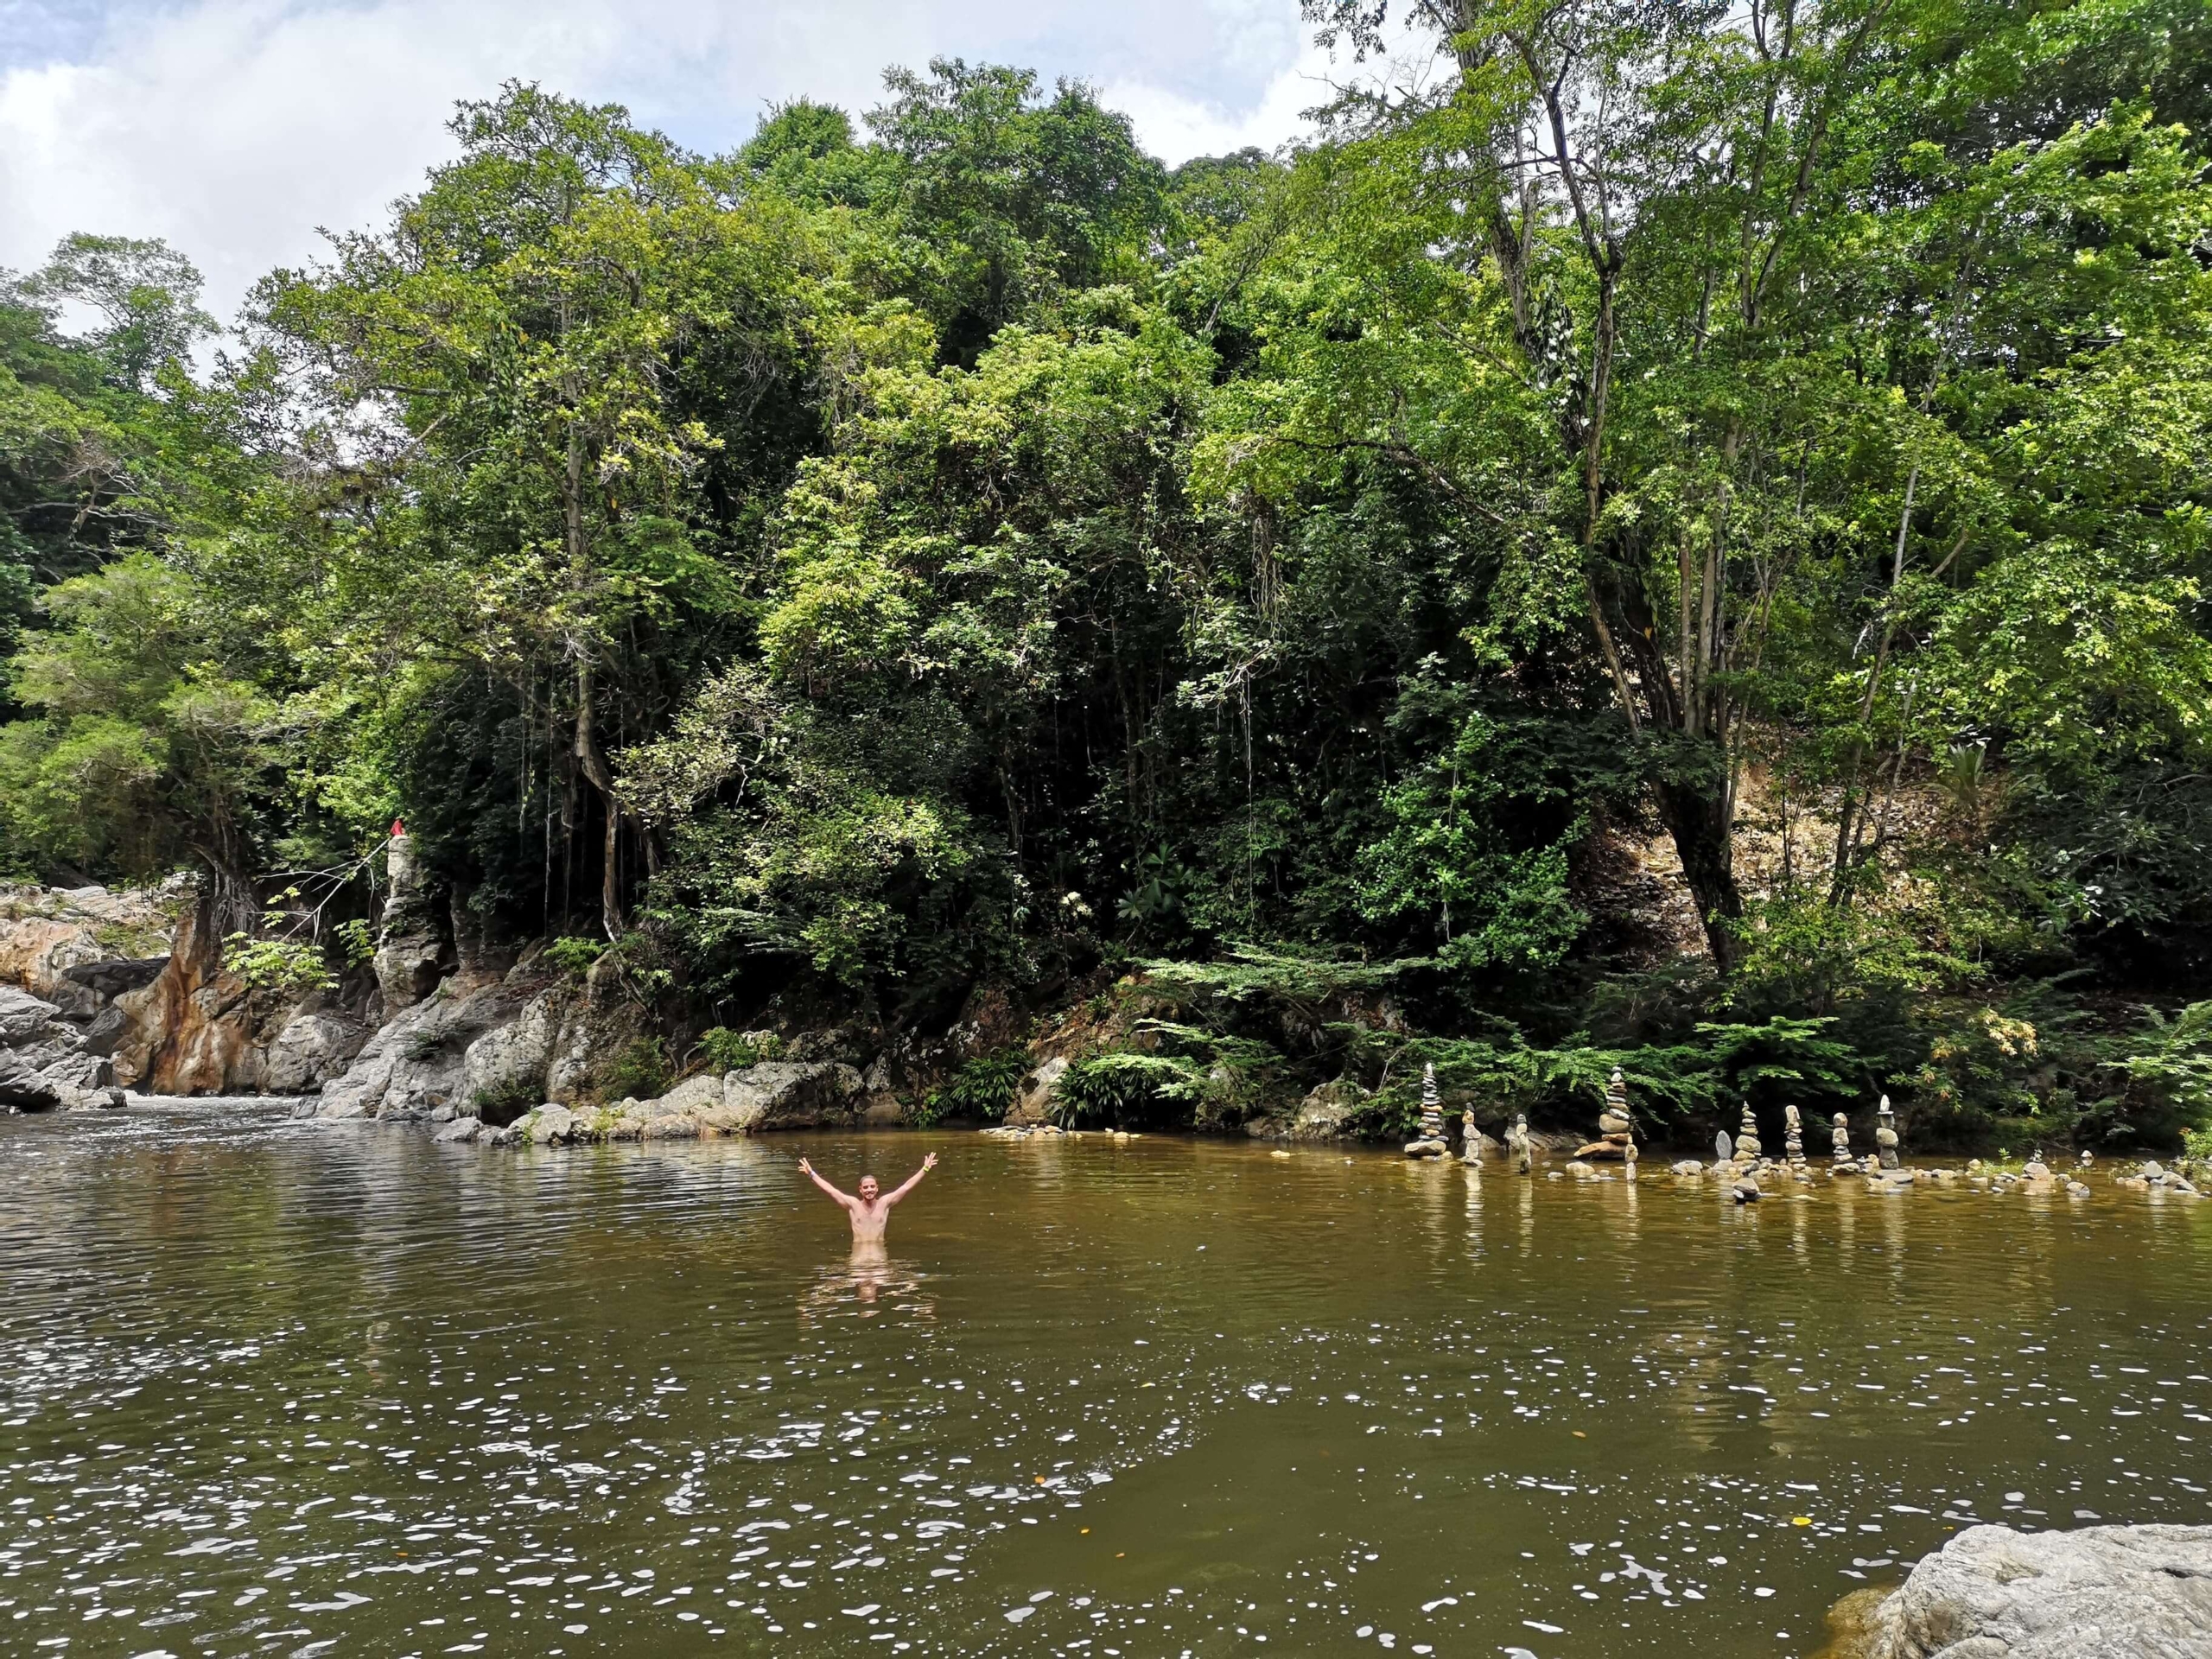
top-left (0, 880), bottom-right (373, 1102)
top-left (1847, 1523), bottom-right (2212, 1658)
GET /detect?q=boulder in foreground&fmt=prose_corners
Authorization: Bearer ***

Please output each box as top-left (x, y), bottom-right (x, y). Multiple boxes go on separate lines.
top-left (1845, 1522), bottom-right (2212, 1658)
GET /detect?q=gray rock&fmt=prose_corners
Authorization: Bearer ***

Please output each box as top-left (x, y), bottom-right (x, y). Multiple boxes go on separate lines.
top-left (644, 1072), bottom-right (727, 1120)
top-left (1855, 1522), bottom-right (2212, 1659)
top-left (371, 833), bottom-right (449, 1010)
top-left (712, 1060), bottom-right (866, 1132)
top-left (1007, 1055), bottom-right (1068, 1126)
top-left (0, 1047), bottom-right (68, 1111)
top-left (32, 1048), bottom-right (116, 1090)
top-left (459, 989), bottom-right (560, 1109)
top-left (1249, 1077), bottom-right (1368, 1143)
top-left (57, 955), bottom-right (168, 1001)
top-left (262, 1011), bottom-right (371, 1093)
top-left (527, 1104), bottom-right (576, 1146)
top-left (0, 985), bottom-right (67, 1046)
top-left (319, 970), bottom-right (563, 1120)
top-left (435, 1115), bottom-right (480, 1143)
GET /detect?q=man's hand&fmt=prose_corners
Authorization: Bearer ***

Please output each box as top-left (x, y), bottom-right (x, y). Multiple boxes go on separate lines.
top-left (922, 1153), bottom-right (938, 1171)
top-left (798, 1157), bottom-right (815, 1177)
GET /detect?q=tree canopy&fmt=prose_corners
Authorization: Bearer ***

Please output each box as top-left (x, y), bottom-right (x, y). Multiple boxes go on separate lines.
top-left (6, 13), bottom-right (2212, 1146)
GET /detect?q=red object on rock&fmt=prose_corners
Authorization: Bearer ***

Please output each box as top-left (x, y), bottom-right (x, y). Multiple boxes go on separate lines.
top-left (391, 819), bottom-right (406, 837)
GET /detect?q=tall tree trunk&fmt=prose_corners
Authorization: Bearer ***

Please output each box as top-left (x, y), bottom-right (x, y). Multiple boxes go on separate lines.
top-left (1654, 776), bottom-right (1744, 971)
top-left (575, 662), bottom-right (623, 941)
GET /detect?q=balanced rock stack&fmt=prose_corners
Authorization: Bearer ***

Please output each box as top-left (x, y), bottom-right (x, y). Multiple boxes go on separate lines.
top-left (1506, 1114), bottom-right (1534, 1173)
top-left (1831, 1111), bottom-right (1854, 1172)
top-left (1875, 1095), bottom-right (1901, 1172)
top-left (1783, 1103), bottom-right (1807, 1177)
top-left (1404, 1062), bottom-right (1448, 1159)
top-left (1575, 1067), bottom-right (1638, 1166)
top-left (1734, 1102), bottom-right (1763, 1170)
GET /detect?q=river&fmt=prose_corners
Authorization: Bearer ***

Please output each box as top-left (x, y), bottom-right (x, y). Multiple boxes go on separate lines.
top-left (3, 1102), bottom-right (2209, 1657)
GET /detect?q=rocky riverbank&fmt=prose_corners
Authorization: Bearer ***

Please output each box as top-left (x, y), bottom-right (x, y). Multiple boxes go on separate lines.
top-left (1827, 1523), bottom-right (2212, 1657)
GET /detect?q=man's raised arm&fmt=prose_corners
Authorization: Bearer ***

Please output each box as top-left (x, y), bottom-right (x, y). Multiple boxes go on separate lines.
top-left (798, 1157), bottom-right (855, 1208)
top-left (883, 1152), bottom-right (938, 1206)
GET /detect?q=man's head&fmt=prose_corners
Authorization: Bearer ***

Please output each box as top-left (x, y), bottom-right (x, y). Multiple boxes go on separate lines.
top-left (858, 1174), bottom-right (879, 1201)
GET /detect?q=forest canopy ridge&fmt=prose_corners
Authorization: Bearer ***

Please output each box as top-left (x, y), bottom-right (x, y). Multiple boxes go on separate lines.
top-left (7, 3), bottom-right (2212, 1147)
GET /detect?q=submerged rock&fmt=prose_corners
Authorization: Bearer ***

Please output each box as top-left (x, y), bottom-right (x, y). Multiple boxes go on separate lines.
top-left (1847, 1522), bottom-right (2212, 1658)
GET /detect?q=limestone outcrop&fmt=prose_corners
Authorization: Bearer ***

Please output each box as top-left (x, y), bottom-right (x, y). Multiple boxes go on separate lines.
top-left (1848, 1523), bottom-right (2212, 1658)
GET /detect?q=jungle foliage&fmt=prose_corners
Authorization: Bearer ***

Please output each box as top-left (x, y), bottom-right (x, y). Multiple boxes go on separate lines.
top-left (6, 6), bottom-right (2212, 1148)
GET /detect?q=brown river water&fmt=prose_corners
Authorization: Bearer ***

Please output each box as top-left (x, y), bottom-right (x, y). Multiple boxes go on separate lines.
top-left (3, 1101), bottom-right (2210, 1659)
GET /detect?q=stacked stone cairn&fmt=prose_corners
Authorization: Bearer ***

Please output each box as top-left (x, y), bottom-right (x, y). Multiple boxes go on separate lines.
top-left (1729, 1103), bottom-right (1764, 1201)
top-left (1575, 1067), bottom-right (1638, 1167)
top-left (1735, 1102), bottom-right (1763, 1168)
top-left (1506, 1114), bottom-right (1534, 1173)
top-left (1831, 1111), bottom-right (1854, 1173)
top-left (1783, 1103), bottom-right (1808, 1179)
top-left (1875, 1095), bottom-right (1901, 1171)
top-left (1404, 1062), bottom-right (1448, 1159)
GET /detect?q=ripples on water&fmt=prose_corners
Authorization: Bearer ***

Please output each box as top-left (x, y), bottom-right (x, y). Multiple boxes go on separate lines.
top-left (2, 1103), bottom-right (2209, 1657)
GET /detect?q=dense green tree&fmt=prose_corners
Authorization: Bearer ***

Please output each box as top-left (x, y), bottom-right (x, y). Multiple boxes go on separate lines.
top-left (3, 22), bottom-right (2210, 1145)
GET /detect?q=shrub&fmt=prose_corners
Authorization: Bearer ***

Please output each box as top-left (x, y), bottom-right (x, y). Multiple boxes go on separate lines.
top-left (222, 933), bottom-right (336, 996)
top-left (471, 1076), bottom-right (540, 1127)
top-left (601, 1036), bottom-right (671, 1102)
top-left (699, 1027), bottom-right (783, 1071)
top-left (546, 935), bottom-right (607, 977)
top-left (1051, 1051), bottom-right (1205, 1128)
top-left (917, 1046), bottom-right (1027, 1126)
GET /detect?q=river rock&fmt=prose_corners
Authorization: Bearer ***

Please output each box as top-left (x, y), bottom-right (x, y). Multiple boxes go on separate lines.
top-left (258, 1010), bottom-right (372, 1094)
top-left (1851, 1522), bottom-right (2212, 1659)
top-left (319, 967), bottom-right (567, 1120)
top-left (641, 1112), bottom-right (702, 1141)
top-left (526, 1103), bottom-right (577, 1145)
top-left (1274, 1077), bottom-right (1367, 1142)
top-left (0, 985), bottom-right (72, 1046)
top-left (435, 1115), bottom-right (480, 1143)
top-left (1007, 1056), bottom-right (1069, 1126)
top-left (715, 1060), bottom-right (866, 1131)
top-left (1670, 1159), bottom-right (1704, 1176)
top-left (458, 988), bottom-right (562, 1108)
top-left (644, 1072), bottom-right (726, 1119)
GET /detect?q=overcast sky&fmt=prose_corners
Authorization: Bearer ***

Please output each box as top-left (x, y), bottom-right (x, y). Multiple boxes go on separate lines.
top-left (0, 0), bottom-right (1339, 321)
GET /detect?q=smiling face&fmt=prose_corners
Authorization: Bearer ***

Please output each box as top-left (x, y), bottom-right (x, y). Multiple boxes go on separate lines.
top-left (859, 1176), bottom-right (880, 1202)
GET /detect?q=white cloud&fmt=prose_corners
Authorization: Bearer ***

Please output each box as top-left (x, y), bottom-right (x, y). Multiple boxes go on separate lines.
top-left (0, 0), bottom-right (1325, 321)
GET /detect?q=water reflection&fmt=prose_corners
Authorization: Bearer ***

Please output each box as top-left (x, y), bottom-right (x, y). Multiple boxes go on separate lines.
top-left (802, 1249), bottom-right (935, 1325)
top-left (1, 1102), bottom-right (2209, 1658)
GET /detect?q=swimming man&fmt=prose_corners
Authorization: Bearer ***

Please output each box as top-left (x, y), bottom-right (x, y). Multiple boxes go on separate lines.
top-left (798, 1153), bottom-right (938, 1245)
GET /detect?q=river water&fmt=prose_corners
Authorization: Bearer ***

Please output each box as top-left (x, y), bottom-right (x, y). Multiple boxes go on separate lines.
top-left (3, 1103), bottom-right (2209, 1659)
